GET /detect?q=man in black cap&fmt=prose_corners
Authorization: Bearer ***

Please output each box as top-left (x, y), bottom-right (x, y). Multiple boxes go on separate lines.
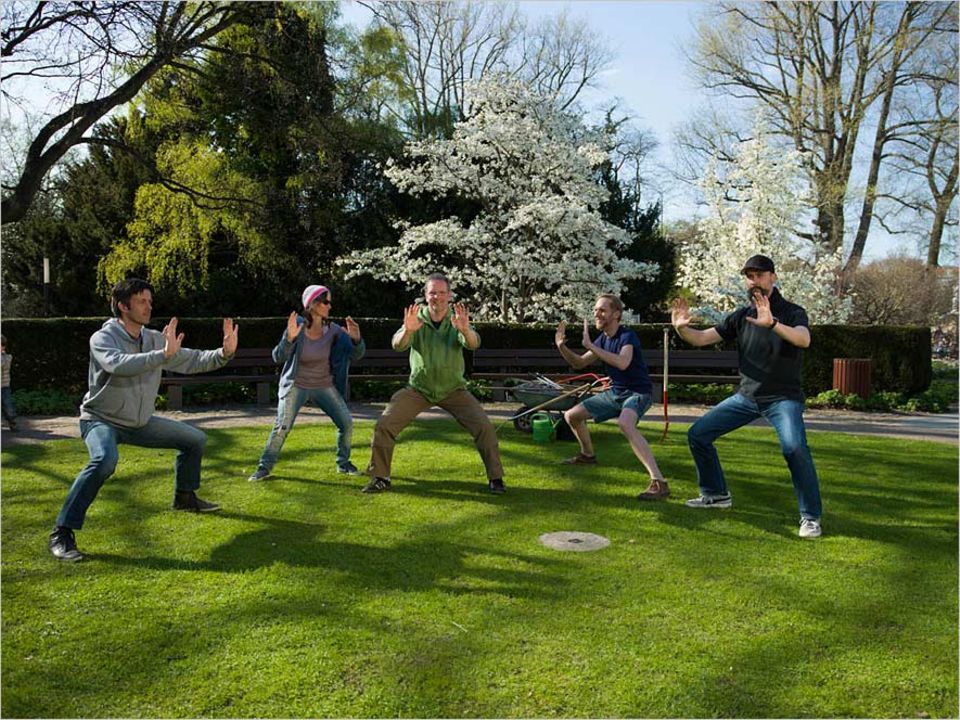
top-left (670, 254), bottom-right (823, 539)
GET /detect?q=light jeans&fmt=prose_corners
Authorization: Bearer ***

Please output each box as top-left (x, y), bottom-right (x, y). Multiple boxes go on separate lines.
top-left (257, 385), bottom-right (353, 472)
top-left (57, 416), bottom-right (207, 529)
top-left (687, 393), bottom-right (822, 519)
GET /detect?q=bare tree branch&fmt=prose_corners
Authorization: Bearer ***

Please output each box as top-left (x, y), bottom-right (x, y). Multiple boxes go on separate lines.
top-left (1, 1), bottom-right (254, 225)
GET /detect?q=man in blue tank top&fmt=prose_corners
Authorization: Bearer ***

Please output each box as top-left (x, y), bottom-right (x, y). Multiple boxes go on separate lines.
top-left (555, 294), bottom-right (669, 501)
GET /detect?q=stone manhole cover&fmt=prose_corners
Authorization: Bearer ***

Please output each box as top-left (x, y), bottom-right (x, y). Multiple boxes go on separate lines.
top-left (539, 531), bottom-right (610, 552)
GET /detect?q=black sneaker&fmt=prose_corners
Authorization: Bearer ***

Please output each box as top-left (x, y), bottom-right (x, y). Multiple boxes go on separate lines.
top-left (172, 490), bottom-right (221, 512)
top-left (336, 462), bottom-right (363, 476)
top-left (685, 493), bottom-right (732, 509)
top-left (362, 476), bottom-right (391, 494)
top-left (247, 467), bottom-right (271, 482)
top-left (488, 478), bottom-right (506, 495)
top-left (48, 526), bottom-right (83, 562)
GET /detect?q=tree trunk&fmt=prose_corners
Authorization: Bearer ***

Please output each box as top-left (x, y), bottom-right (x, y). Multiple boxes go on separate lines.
top-left (1, 4), bottom-right (245, 225)
top-left (926, 144), bottom-right (958, 268)
top-left (926, 209), bottom-right (946, 268)
top-left (845, 6), bottom-right (914, 279)
top-left (844, 86), bottom-right (895, 278)
top-left (815, 191), bottom-right (846, 256)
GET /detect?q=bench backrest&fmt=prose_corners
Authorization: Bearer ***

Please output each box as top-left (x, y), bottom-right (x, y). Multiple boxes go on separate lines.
top-left (351, 348), bottom-right (409, 372)
top-left (163, 347), bottom-right (277, 378)
top-left (472, 348), bottom-right (568, 370)
top-left (224, 347), bottom-right (276, 369)
top-left (471, 347), bottom-right (738, 371)
top-left (165, 345), bottom-right (739, 379)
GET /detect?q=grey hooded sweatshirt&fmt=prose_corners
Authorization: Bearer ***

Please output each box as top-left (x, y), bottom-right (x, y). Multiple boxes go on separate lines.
top-left (79, 318), bottom-right (230, 429)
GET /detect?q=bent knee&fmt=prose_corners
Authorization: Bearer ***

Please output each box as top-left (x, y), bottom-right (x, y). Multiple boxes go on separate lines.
top-left (189, 429), bottom-right (208, 451)
top-left (617, 416), bottom-right (637, 434)
top-left (373, 420), bottom-right (398, 441)
top-left (89, 450), bottom-right (119, 478)
top-left (780, 439), bottom-right (806, 458)
top-left (687, 423), bottom-right (711, 448)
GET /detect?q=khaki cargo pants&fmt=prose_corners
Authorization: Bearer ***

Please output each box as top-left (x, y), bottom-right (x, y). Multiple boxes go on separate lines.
top-left (366, 386), bottom-right (504, 481)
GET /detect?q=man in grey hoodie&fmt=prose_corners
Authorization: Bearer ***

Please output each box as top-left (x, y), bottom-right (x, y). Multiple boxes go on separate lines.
top-left (48, 278), bottom-right (239, 562)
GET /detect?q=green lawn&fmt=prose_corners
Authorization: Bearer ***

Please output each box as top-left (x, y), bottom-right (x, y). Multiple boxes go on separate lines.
top-left (2, 420), bottom-right (957, 718)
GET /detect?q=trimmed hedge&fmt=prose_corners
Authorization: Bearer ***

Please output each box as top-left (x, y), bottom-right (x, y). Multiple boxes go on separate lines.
top-left (0, 317), bottom-right (930, 398)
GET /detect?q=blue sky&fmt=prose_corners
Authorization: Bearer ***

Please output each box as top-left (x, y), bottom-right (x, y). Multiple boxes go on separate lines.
top-left (340, 0), bottom-right (701, 143)
top-left (515, 1), bottom-right (702, 148)
top-left (2, 1), bottom-right (928, 261)
top-left (339, 1), bottom-right (703, 217)
top-left (339, 0), bottom-right (918, 261)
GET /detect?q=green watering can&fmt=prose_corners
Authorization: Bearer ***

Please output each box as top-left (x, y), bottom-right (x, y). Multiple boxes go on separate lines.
top-left (531, 412), bottom-right (555, 443)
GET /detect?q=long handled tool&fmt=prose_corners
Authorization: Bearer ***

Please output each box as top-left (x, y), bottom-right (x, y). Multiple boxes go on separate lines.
top-left (661, 326), bottom-right (670, 442)
top-left (496, 376), bottom-right (607, 434)
top-left (509, 380), bottom-right (597, 421)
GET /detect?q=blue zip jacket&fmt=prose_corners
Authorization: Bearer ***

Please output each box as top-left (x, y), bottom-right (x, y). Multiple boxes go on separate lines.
top-left (272, 319), bottom-right (366, 399)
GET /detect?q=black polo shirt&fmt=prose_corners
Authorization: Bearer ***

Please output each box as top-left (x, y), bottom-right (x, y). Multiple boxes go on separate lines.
top-left (714, 288), bottom-right (809, 403)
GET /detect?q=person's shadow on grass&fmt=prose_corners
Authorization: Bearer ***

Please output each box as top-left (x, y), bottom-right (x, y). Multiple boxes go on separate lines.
top-left (94, 510), bottom-right (565, 600)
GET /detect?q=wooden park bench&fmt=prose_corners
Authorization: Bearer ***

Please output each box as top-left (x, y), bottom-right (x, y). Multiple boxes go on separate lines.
top-left (161, 347), bottom-right (413, 408)
top-left (470, 347), bottom-right (740, 400)
top-left (160, 345), bottom-right (740, 408)
top-left (161, 347), bottom-right (278, 410)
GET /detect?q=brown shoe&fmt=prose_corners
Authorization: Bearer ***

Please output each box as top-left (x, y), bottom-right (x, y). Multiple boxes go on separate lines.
top-left (638, 478), bottom-right (670, 501)
top-left (561, 453), bottom-right (597, 465)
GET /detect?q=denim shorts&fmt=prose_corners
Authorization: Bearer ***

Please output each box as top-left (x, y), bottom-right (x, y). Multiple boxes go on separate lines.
top-left (581, 388), bottom-right (653, 423)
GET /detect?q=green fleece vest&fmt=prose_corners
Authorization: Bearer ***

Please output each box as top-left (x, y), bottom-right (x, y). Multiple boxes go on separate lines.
top-left (407, 307), bottom-right (478, 402)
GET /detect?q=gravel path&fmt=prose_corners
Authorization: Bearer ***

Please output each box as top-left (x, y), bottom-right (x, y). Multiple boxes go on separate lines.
top-left (3, 402), bottom-right (956, 446)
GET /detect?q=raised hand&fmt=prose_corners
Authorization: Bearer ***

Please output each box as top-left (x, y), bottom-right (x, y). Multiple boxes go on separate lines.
top-left (286, 311), bottom-right (303, 342)
top-left (222, 318), bottom-right (239, 357)
top-left (345, 316), bottom-right (361, 342)
top-left (555, 320), bottom-right (567, 348)
top-left (451, 303), bottom-right (471, 333)
top-left (746, 292), bottom-right (774, 327)
top-left (162, 317), bottom-right (184, 359)
top-left (671, 298), bottom-right (692, 330)
top-left (403, 304), bottom-right (423, 333)
top-left (581, 317), bottom-right (594, 349)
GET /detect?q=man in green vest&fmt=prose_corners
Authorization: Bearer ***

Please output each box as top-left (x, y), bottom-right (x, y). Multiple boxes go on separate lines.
top-left (362, 273), bottom-right (505, 495)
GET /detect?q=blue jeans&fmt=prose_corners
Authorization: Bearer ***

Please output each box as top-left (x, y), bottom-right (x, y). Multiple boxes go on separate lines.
top-left (687, 393), bottom-right (822, 519)
top-left (257, 385), bottom-right (353, 472)
top-left (1, 386), bottom-right (16, 424)
top-left (57, 416), bottom-right (208, 529)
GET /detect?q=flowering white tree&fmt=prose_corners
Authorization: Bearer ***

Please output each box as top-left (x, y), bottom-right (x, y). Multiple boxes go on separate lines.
top-left (680, 115), bottom-right (853, 323)
top-left (338, 77), bottom-right (658, 322)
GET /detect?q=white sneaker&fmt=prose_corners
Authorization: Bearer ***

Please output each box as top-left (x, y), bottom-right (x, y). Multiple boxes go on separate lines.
top-left (799, 518), bottom-right (822, 538)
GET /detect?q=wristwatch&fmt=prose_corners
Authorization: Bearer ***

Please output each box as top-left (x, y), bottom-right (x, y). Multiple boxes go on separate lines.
top-left (770, 317), bottom-right (779, 329)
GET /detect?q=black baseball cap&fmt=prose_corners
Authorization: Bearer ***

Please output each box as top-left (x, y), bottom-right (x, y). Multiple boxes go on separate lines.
top-left (741, 254), bottom-right (776, 274)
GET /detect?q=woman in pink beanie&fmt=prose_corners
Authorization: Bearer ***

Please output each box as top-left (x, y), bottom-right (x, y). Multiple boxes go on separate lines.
top-left (248, 285), bottom-right (365, 481)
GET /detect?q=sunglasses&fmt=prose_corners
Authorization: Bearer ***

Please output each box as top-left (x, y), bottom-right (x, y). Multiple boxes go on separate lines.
top-left (316, 297), bottom-right (331, 305)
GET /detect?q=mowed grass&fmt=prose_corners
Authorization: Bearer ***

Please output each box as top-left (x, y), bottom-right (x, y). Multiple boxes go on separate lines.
top-left (2, 419), bottom-right (957, 718)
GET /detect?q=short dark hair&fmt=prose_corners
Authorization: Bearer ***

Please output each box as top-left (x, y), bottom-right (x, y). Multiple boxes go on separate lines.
top-left (424, 272), bottom-right (450, 290)
top-left (111, 278), bottom-right (154, 317)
